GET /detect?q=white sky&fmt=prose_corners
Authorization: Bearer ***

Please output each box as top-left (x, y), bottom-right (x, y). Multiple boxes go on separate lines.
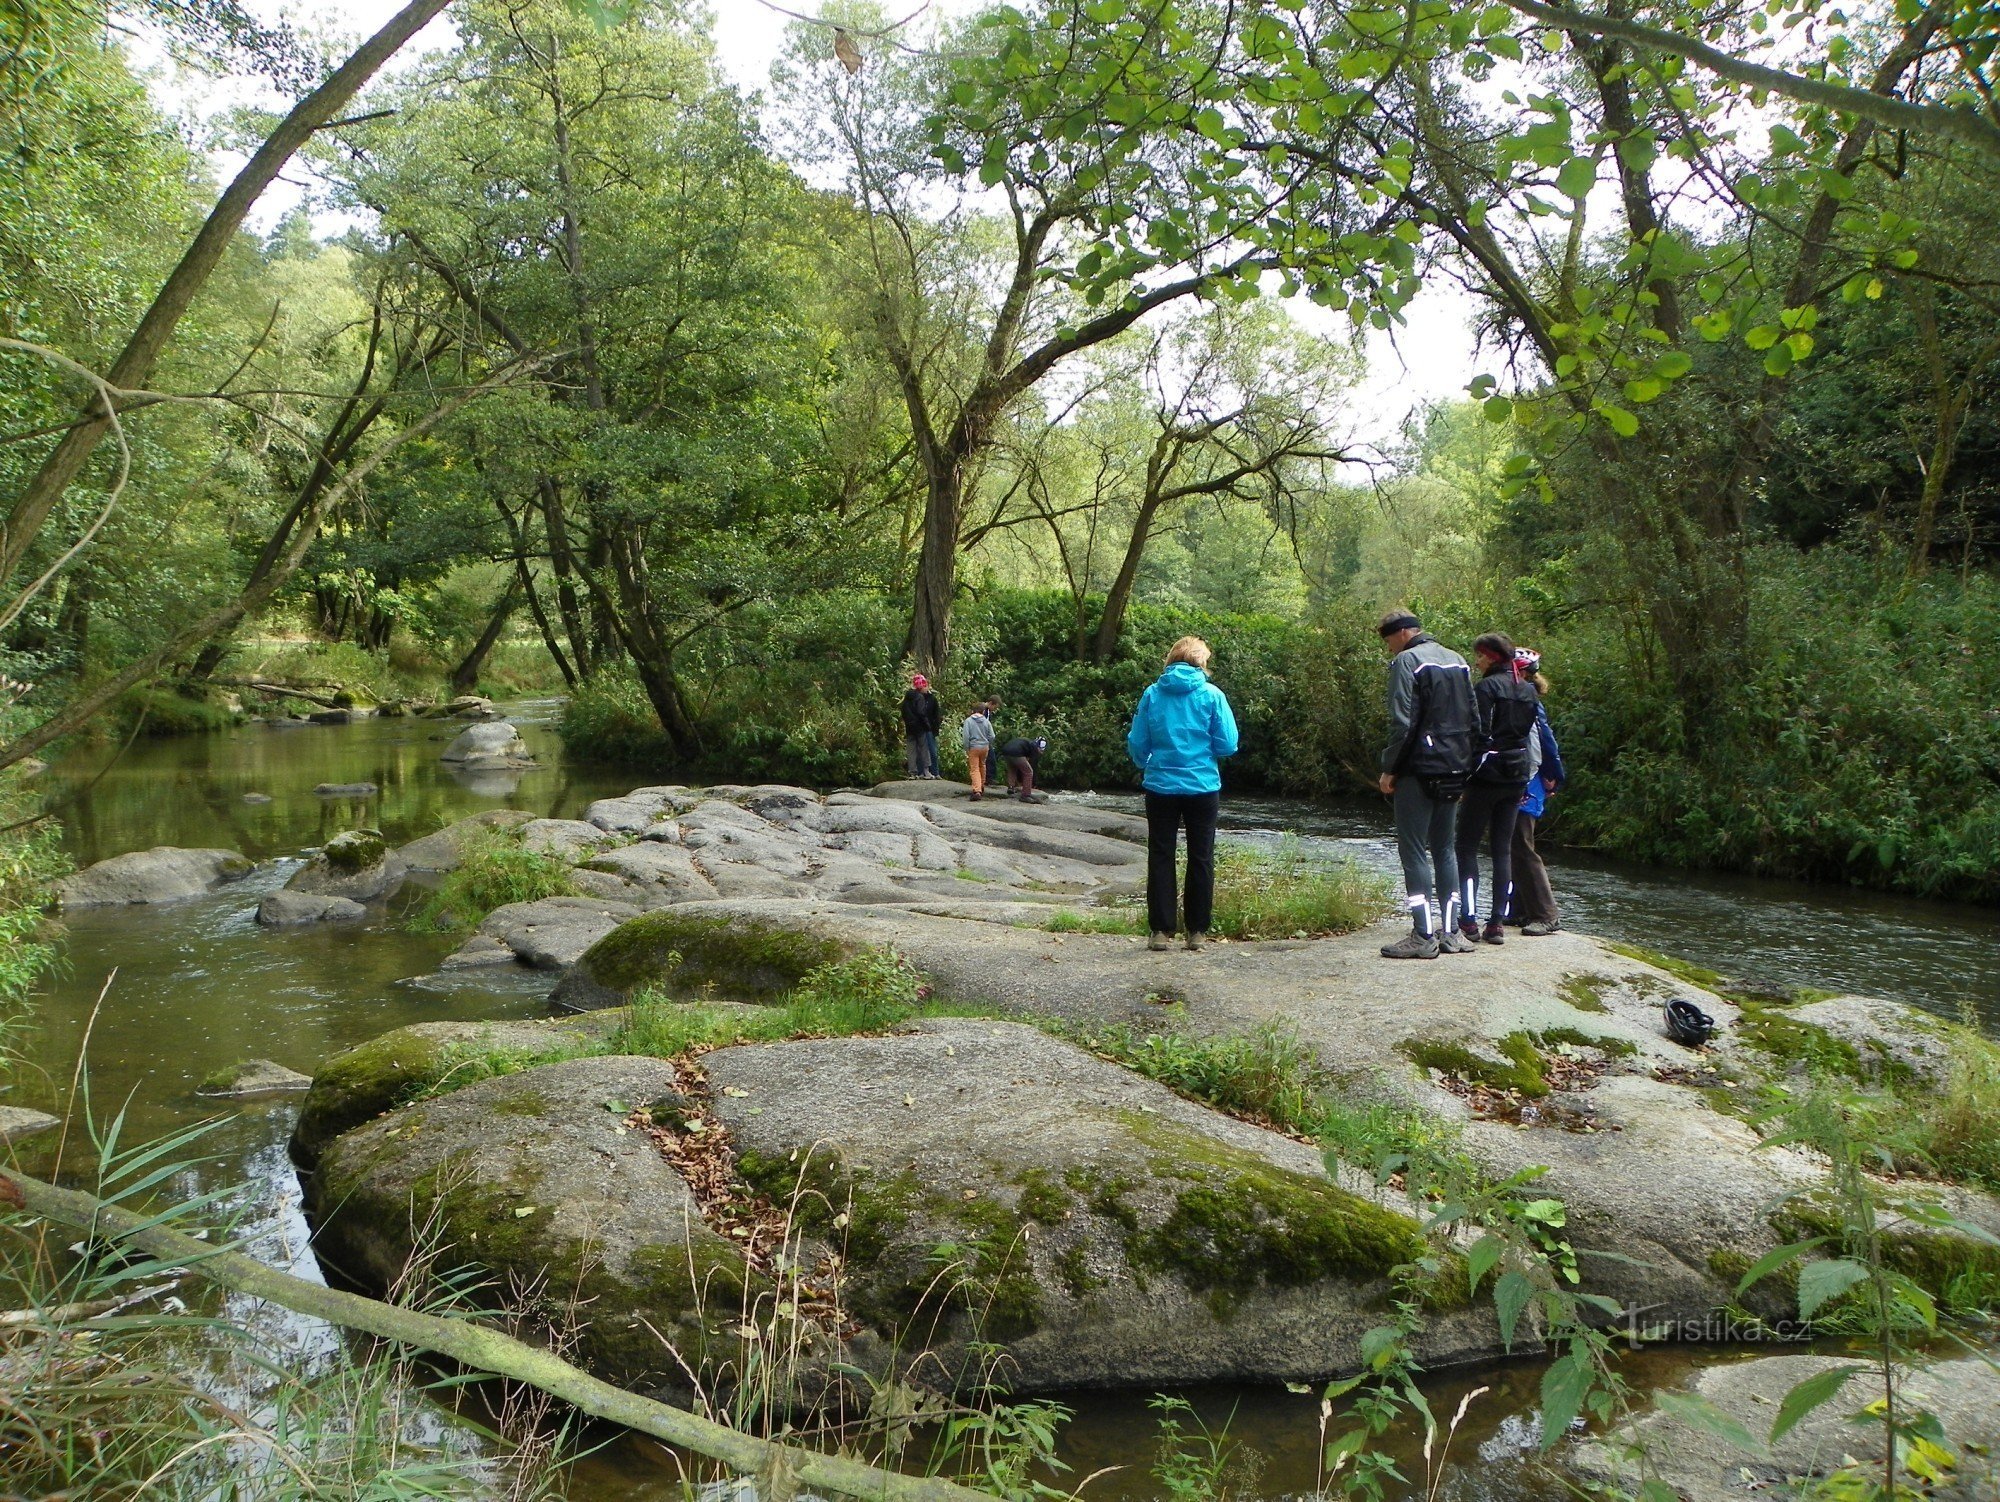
top-left (147, 0), bottom-right (1480, 448)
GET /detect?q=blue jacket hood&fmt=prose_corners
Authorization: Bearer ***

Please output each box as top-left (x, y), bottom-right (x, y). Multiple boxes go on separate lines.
top-left (1126, 665), bottom-right (1240, 796)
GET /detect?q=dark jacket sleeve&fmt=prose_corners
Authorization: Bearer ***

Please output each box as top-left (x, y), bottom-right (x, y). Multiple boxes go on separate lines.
top-left (1382, 653), bottom-right (1418, 774)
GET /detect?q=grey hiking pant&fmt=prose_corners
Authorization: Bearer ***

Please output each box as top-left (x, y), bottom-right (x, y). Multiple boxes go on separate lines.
top-left (1393, 776), bottom-right (1460, 937)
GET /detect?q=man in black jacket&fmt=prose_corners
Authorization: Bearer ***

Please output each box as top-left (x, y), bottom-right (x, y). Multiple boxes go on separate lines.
top-left (1376, 610), bottom-right (1477, 959)
top-left (900, 674), bottom-right (942, 779)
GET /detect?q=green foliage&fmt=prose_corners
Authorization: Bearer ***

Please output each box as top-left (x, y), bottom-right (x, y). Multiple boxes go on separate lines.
top-left (0, 795), bottom-right (65, 1018)
top-left (405, 827), bottom-right (577, 932)
top-left (1147, 1394), bottom-right (1260, 1502)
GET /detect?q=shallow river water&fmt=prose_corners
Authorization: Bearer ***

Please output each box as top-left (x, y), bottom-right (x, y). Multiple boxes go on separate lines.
top-left (20, 709), bottom-right (2000, 1498)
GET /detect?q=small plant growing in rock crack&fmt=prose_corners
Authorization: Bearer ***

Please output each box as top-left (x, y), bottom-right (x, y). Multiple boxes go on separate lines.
top-left (405, 826), bottom-right (576, 932)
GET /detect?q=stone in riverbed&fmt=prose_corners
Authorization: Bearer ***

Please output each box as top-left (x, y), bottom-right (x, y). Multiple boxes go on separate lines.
top-left (198, 1059), bottom-right (313, 1099)
top-left (439, 721), bottom-right (534, 768)
top-left (313, 781), bottom-right (378, 797)
top-left (285, 830), bottom-right (406, 903)
top-left (0, 1106), bottom-right (60, 1145)
top-left (257, 891), bottom-right (367, 925)
top-left (550, 905), bottom-right (852, 1011)
top-left (519, 818), bottom-right (616, 860)
top-left (57, 847), bottom-right (254, 907)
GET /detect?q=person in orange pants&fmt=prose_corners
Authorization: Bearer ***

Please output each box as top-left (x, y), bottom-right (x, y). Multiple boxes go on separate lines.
top-left (961, 701), bottom-right (995, 800)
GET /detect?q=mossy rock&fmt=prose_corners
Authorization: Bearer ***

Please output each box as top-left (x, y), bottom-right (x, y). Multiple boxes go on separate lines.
top-left (551, 909), bottom-right (854, 1012)
top-left (705, 1019), bottom-right (1492, 1393)
top-left (1399, 1032), bottom-right (1552, 1097)
top-left (290, 1012), bottom-right (626, 1166)
top-left (306, 1055), bottom-right (756, 1399)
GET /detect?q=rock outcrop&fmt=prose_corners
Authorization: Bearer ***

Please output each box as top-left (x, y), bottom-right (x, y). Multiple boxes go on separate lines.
top-left (57, 847), bottom-right (253, 907)
top-left (304, 1021), bottom-right (1489, 1402)
top-left (441, 895), bottom-right (642, 974)
top-left (285, 831), bottom-right (407, 903)
top-left (0, 1106), bottom-right (60, 1145)
top-left (440, 722), bottom-right (533, 767)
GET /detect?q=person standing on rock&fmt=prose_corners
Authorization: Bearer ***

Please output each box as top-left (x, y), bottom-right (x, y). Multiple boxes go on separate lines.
top-left (1455, 632), bottom-right (1540, 947)
top-left (998, 735), bottom-right (1046, 801)
top-left (961, 700), bottom-right (996, 800)
top-left (1508, 650), bottom-right (1567, 935)
top-left (1377, 609), bottom-right (1476, 959)
top-left (1127, 636), bottom-right (1240, 953)
top-left (900, 673), bottom-right (942, 780)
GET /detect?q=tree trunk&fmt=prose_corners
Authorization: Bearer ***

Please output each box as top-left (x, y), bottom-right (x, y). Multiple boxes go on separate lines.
top-left (0, 0), bottom-right (454, 588)
top-left (451, 575), bottom-right (521, 694)
top-left (57, 567), bottom-right (90, 666)
top-left (1093, 493), bottom-right (1167, 665)
top-left (907, 466), bottom-right (963, 675)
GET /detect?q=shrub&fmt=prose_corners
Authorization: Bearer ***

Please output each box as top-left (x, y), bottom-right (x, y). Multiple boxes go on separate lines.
top-left (405, 827), bottom-right (577, 932)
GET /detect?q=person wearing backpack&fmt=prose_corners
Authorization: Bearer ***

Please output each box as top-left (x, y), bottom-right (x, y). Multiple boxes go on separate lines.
top-left (1127, 636), bottom-right (1240, 953)
top-left (1377, 610), bottom-right (1477, 959)
top-left (1509, 650), bottom-right (1567, 935)
top-left (1455, 632), bottom-right (1541, 946)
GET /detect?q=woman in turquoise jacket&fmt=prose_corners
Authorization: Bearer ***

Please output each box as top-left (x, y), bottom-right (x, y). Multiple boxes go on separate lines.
top-left (1127, 636), bottom-right (1241, 952)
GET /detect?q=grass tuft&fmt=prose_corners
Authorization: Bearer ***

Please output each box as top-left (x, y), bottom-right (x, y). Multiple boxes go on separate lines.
top-left (406, 825), bottom-right (576, 932)
top-left (1208, 839), bottom-right (1395, 940)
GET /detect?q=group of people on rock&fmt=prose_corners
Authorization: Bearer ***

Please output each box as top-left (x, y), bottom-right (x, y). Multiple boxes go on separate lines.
top-left (899, 675), bottom-right (1044, 802)
top-left (1372, 609), bottom-right (1565, 960)
top-left (894, 611), bottom-right (1566, 959)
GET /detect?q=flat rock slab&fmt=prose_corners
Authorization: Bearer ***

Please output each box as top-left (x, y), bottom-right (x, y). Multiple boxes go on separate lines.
top-left (1570, 1353), bottom-right (2000, 1501)
top-left (308, 1055), bottom-right (743, 1399)
top-left (313, 782), bottom-right (378, 797)
top-left (199, 1059), bottom-right (313, 1098)
top-left (463, 895), bottom-right (643, 971)
top-left (58, 847), bottom-right (253, 907)
top-left (258, 891), bottom-right (367, 925)
top-left (869, 781), bottom-right (1147, 844)
top-left (286, 831), bottom-right (406, 902)
top-left (0, 1106), bottom-right (60, 1145)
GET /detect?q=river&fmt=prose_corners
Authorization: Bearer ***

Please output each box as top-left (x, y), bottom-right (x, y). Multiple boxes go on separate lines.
top-left (21, 707), bottom-right (1999, 1498)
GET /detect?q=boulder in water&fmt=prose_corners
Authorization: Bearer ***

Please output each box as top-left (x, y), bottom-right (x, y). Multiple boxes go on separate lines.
top-left (242, 792), bottom-right (273, 804)
top-left (285, 831), bottom-right (406, 903)
top-left (313, 781), bottom-right (378, 798)
top-left (257, 890), bottom-right (367, 925)
top-left (57, 847), bottom-right (253, 907)
top-left (198, 1059), bottom-right (313, 1099)
top-left (440, 721), bottom-right (534, 768)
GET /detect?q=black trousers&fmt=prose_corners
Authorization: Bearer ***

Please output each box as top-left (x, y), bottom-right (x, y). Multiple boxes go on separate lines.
top-left (1145, 790), bottom-right (1220, 935)
top-left (1455, 778), bottom-right (1526, 925)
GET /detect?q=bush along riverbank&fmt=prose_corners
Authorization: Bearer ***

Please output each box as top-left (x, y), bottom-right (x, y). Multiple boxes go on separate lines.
top-left (555, 555), bottom-right (2000, 903)
top-left (275, 781), bottom-right (2000, 1499)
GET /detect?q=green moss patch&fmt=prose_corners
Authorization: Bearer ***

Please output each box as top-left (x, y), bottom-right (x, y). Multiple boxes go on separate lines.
top-left (1399, 1033), bottom-right (1551, 1098)
top-left (1120, 1112), bottom-right (1429, 1311)
top-left (323, 831), bottom-right (388, 872)
top-left (577, 910), bottom-right (851, 1001)
top-left (1556, 973), bottom-right (1612, 1013)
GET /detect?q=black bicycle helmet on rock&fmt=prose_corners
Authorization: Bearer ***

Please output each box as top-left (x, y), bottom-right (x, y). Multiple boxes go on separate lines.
top-left (1664, 997), bottom-right (1717, 1048)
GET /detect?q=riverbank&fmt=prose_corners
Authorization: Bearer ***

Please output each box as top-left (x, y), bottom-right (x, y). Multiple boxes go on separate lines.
top-left (18, 716), bottom-right (2000, 1499)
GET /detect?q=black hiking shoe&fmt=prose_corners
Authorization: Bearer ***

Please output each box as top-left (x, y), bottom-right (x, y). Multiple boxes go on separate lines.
top-left (1438, 928), bottom-right (1477, 954)
top-left (1482, 922), bottom-right (1506, 945)
top-left (1381, 931), bottom-right (1440, 960)
top-left (1522, 920), bottom-right (1561, 936)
